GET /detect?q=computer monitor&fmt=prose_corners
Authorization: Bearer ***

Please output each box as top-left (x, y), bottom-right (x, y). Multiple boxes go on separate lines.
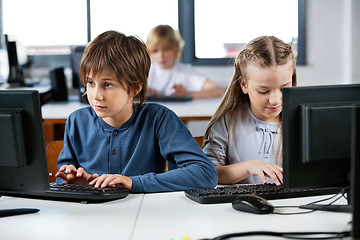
top-left (4, 35), bottom-right (29, 87)
top-left (282, 84), bottom-right (360, 190)
top-left (70, 45), bottom-right (85, 89)
top-left (351, 107), bottom-right (360, 238)
top-left (282, 84), bottom-right (360, 214)
top-left (69, 45), bottom-right (88, 103)
top-left (0, 90), bottom-right (49, 192)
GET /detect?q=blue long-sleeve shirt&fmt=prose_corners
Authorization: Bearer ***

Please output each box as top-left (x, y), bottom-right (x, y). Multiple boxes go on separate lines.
top-left (57, 103), bottom-right (218, 193)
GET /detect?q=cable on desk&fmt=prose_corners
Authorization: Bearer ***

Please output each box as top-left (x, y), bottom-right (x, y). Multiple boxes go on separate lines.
top-left (272, 189), bottom-right (346, 215)
top-left (207, 230), bottom-right (351, 240)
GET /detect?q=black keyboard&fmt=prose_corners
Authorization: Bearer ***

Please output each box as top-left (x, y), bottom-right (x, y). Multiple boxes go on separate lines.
top-left (50, 183), bottom-right (125, 194)
top-left (185, 183), bottom-right (342, 204)
top-left (47, 183), bottom-right (130, 203)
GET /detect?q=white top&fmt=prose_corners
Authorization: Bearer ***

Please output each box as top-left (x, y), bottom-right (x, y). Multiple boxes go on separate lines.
top-left (147, 62), bottom-right (207, 96)
top-left (203, 104), bottom-right (282, 184)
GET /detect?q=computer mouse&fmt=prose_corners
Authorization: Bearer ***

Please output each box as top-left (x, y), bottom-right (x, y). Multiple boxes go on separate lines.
top-left (232, 195), bottom-right (274, 214)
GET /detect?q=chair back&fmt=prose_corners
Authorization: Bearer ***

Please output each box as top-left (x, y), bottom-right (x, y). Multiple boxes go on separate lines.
top-left (45, 140), bottom-right (64, 182)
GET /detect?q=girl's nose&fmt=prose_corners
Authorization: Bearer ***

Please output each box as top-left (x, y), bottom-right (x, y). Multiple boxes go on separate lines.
top-left (269, 90), bottom-right (282, 106)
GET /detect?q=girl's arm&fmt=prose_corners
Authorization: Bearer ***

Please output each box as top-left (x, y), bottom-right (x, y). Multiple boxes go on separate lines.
top-left (216, 160), bottom-right (283, 186)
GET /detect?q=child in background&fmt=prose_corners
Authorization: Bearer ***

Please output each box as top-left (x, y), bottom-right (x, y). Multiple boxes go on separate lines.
top-left (203, 36), bottom-right (297, 186)
top-left (55, 30), bottom-right (218, 192)
top-left (146, 24), bottom-right (224, 99)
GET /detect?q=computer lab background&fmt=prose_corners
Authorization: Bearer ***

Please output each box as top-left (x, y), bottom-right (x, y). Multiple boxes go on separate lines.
top-left (0, 0), bottom-right (359, 137)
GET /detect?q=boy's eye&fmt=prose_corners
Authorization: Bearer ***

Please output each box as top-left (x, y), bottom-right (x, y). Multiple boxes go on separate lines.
top-left (258, 90), bottom-right (269, 94)
top-left (87, 80), bottom-right (95, 86)
top-left (105, 83), bottom-right (113, 88)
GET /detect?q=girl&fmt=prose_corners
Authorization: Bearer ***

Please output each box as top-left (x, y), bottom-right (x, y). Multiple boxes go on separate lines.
top-left (203, 36), bottom-right (297, 186)
top-left (146, 24), bottom-right (224, 99)
top-left (55, 30), bottom-right (218, 192)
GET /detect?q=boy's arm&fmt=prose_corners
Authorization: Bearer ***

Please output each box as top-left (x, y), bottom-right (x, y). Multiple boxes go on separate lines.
top-left (130, 111), bottom-right (218, 193)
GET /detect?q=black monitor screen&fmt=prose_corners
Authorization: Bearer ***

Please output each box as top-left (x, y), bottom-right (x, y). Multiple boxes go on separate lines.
top-left (282, 84), bottom-right (360, 190)
top-left (0, 90), bottom-right (49, 192)
top-left (4, 35), bottom-right (27, 87)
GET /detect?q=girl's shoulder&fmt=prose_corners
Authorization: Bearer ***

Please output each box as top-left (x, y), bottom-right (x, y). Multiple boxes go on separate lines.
top-left (221, 105), bottom-right (250, 123)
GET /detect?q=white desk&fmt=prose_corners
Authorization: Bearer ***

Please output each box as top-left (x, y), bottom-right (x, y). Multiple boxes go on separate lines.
top-left (134, 192), bottom-right (351, 240)
top-left (0, 194), bottom-right (144, 240)
top-left (41, 97), bottom-right (222, 119)
top-left (0, 83), bottom-right (53, 105)
top-left (41, 97), bottom-right (222, 145)
top-left (0, 192), bottom-right (352, 240)
top-left (0, 82), bottom-right (52, 93)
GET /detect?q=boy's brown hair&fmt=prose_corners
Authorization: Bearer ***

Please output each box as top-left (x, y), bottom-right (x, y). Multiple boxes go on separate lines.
top-left (80, 30), bottom-right (151, 106)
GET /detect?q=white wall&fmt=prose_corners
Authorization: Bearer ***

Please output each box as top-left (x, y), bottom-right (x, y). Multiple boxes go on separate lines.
top-left (194, 0), bottom-right (360, 88)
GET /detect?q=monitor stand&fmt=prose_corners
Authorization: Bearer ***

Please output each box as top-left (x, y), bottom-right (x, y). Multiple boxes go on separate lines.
top-left (7, 81), bottom-right (34, 88)
top-left (7, 67), bottom-right (34, 88)
top-left (299, 187), bottom-right (351, 213)
top-left (299, 204), bottom-right (351, 213)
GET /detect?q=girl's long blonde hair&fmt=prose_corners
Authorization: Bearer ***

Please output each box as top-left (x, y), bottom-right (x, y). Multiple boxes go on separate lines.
top-left (205, 36), bottom-right (297, 166)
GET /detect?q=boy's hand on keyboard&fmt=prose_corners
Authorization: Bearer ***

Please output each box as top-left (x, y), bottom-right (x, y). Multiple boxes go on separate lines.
top-left (89, 174), bottom-right (133, 191)
top-left (55, 164), bottom-right (99, 185)
top-left (244, 160), bottom-right (283, 186)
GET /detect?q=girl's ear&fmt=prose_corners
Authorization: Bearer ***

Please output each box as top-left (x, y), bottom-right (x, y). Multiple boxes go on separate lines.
top-left (239, 77), bottom-right (248, 94)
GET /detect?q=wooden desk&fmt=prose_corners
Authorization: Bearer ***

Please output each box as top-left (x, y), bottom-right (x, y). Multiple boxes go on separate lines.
top-left (0, 192), bottom-right (352, 240)
top-left (41, 97), bottom-right (222, 145)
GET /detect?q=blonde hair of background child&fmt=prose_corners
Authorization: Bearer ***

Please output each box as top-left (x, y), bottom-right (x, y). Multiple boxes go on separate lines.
top-left (146, 25), bottom-right (185, 62)
top-left (204, 36), bottom-right (297, 166)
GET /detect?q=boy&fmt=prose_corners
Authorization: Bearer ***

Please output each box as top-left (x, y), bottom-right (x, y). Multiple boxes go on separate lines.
top-left (55, 30), bottom-right (218, 192)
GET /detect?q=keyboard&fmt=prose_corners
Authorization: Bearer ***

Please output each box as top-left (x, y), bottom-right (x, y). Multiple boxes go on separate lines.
top-left (185, 183), bottom-right (343, 204)
top-left (47, 183), bottom-right (130, 203)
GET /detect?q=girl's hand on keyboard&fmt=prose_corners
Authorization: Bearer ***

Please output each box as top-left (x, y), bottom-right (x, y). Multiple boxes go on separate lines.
top-left (55, 164), bottom-right (99, 185)
top-left (244, 160), bottom-right (283, 186)
top-left (89, 174), bottom-right (133, 191)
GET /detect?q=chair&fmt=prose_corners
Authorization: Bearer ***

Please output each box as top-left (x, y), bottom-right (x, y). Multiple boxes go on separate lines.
top-left (45, 140), bottom-right (64, 182)
top-left (194, 136), bottom-right (204, 148)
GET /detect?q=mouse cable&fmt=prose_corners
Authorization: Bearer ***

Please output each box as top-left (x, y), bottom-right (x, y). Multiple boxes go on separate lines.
top-left (207, 230), bottom-right (350, 240)
top-left (272, 191), bottom-right (347, 215)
